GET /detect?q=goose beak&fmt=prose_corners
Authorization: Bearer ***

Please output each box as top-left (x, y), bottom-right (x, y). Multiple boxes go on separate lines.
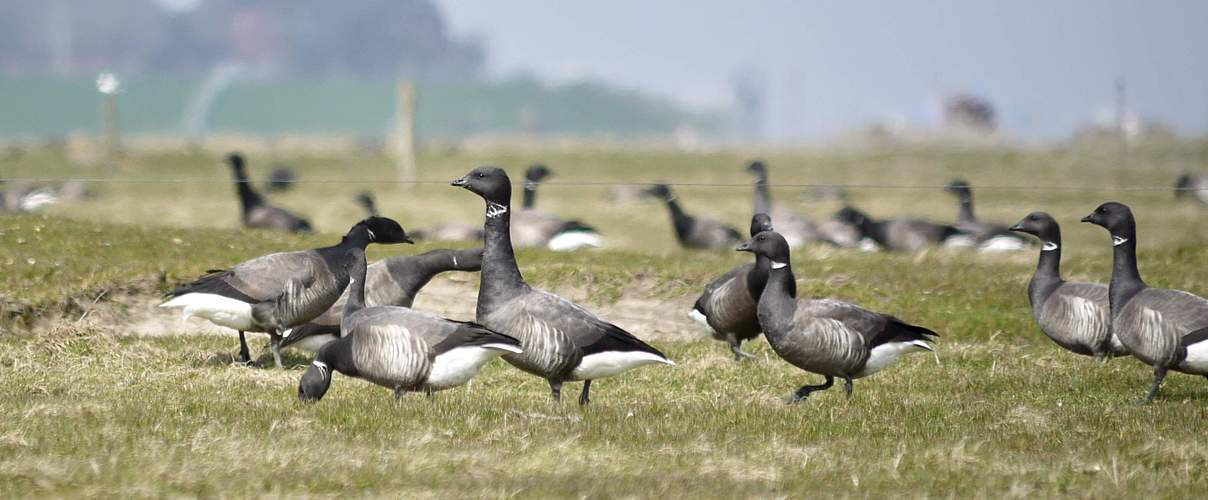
top-left (451, 177), bottom-right (468, 187)
top-left (1008, 224), bottom-right (1024, 232)
top-left (1079, 214), bottom-right (1094, 224)
top-left (735, 241), bottom-right (753, 252)
top-left (402, 237), bottom-right (415, 244)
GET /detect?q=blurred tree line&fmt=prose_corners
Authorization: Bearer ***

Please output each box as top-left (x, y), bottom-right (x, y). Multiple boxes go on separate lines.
top-left (0, 0), bottom-right (484, 80)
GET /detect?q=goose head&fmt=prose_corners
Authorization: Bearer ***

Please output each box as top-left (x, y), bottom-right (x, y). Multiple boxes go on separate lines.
top-left (226, 152), bottom-right (247, 177)
top-left (351, 216), bottom-right (412, 244)
top-left (745, 160), bottom-right (768, 181)
top-left (834, 206), bottom-right (869, 228)
top-left (642, 183), bottom-right (674, 201)
top-left (750, 213), bottom-right (774, 237)
top-left (944, 179), bottom-right (972, 198)
top-left (298, 358), bottom-right (333, 402)
top-left (355, 191), bottom-right (378, 216)
top-left (453, 166), bottom-right (512, 205)
top-left (736, 230), bottom-right (792, 267)
top-left (1081, 202), bottom-right (1135, 244)
top-left (1009, 211), bottom-right (1060, 246)
top-left (525, 165), bottom-right (552, 185)
top-left (1175, 174), bottom-right (1194, 199)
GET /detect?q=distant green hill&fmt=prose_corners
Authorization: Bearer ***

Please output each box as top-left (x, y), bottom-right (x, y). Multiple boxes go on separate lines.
top-left (0, 76), bottom-right (724, 140)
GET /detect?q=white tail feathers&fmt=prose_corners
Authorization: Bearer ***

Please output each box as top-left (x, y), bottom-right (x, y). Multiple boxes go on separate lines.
top-left (482, 343), bottom-right (524, 354)
top-left (687, 308), bottom-right (716, 334)
top-left (548, 231), bottom-right (603, 252)
top-left (159, 293), bottom-right (254, 331)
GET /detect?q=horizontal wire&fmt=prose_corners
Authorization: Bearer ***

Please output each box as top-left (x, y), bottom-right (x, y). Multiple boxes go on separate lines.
top-left (0, 176), bottom-right (1198, 192)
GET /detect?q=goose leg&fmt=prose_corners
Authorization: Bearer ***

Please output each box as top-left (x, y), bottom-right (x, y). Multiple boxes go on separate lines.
top-left (1138, 366), bottom-right (1168, 404)
top-left (548, 380), bottom-right (563, 402)
top-left (236, 331), bottom-right (251, 364)
top-left (395, 387), bottom-right (406, 401)
top-left (789, 375), bottom-right (834, 404)
top-left (842, 376), bottom-right (854, 398)
top-left (579, 380), bottom-right (592, 406)
top-left (727, 334), bottom-right (755, 361)
top-left (269, 332), bottom-right (283, 369)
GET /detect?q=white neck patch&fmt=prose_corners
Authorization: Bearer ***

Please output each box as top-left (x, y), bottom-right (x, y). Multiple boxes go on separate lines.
top-left (312, 360), bottom-right (329, 378)
top-left (366, 228), bottom-right (376, 242)
top-left (1112, 235), bottom-right (1128, 247)
top-left (1042, 241), bottom-right (1058, 251)
top-left (486, 201), bottom-right (509, 218)
top-left (771, 261), bottom-right (787, 269)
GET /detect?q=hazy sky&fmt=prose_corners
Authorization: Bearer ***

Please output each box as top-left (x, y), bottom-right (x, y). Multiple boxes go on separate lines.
top-left (436, 0), bottom-right (1208, 141)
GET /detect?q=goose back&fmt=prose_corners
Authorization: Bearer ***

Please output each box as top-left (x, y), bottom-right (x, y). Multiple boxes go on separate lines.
top-left (695, 263), bottom-right (761, 341)
top-left (1115, 288), bottom-right (1208, 370)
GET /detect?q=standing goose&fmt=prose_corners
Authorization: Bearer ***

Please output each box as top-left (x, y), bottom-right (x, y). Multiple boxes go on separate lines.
top-left (511, 164), bottom-right (603, 251)
top-left (834, 206), bottom-right (964, 252)
top-left (298, 248), bottom-right (522, 401)
top-left (737, 231), bottom-right (938, 402)
top-left (944, 179), bottom-right (1029, 252)
top-left (1008, 212), bottom-right (1125, 361)
top-left (746, 161), bottom-right (827, 247)
top-left (1174, 174), bottom-right (1208, 205)
top-left (644, 183), bottom-right (742, 250)
top-left (453, 166), bottom-right (674, 404)
top-left (1082, 202), bottom-right (1208, 403)
top-left (227, 153), bottom-right (312, 233)
top-left (280, 247), bottom-right (483, 352)
top-left (356, 191), bottom-right (379, 216)
top-left (689, 213), bottom-right (775, 360)
top-left (160, 216), bottom-right (412, 367)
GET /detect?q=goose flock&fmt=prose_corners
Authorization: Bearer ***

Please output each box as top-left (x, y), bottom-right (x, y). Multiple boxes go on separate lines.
top-left (155, 155), bottom-right (1208, 405)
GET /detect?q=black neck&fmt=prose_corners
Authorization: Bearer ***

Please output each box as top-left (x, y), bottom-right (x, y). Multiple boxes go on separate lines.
top-left (393, 248), bottom-right (482, 299)
top-left (316, 339), bottom-right (356, 375)
top-left (753, 176), bottom-right (772, 215)
top-left (957, 194), bottom-right (975, 224)
top-left (522, 183), bottom-right (537, 209)
top-left (758, 263), bottom-right (798, 334)
top-left (343, 259), bottom-right (367, 319)
top-left (1108, 233), bottom-right (1146, 318)
top-left (337, 225), bottom-right (373, 250)
top-left (232, 167), bottom-right (263, 217)
top-left (661, 197), bottom-right (693, 242)
top-left (479, 198), bottom-right (527, 316)
top-left (1027, 237), bottom-right (1063, 307)
top-left (746, 253), bottom-right (772, 299)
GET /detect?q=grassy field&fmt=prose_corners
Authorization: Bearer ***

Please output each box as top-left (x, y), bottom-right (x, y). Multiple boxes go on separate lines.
top-left (3, 144), bottom-right (1208, 497)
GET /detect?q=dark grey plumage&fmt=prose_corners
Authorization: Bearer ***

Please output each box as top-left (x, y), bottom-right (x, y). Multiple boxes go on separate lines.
top-left (298, 248), bottom-right (521, 401)
top-left (264, 165), bottom-right (297, 192)
top-left (1175, 173), bottom-right (1208, 205)
top-left (644, 183), bottom-right (742, 250)
top-left (1083, 202), bottom-right (1208, 403)
top-left (280, 247), bottom-right (483, 352)
top-left (737, 231), bottom-right (938, 402)
top-left (454, 166), bottom-right (673, 405)
top-left (834, 206), bottom-right (964, 252)
top-left (511, 164), bottom-right (602, 251)
top-left (944, 179), bottom-right (1029, 251)
top-left (1008, 211), bottom-right (1124, 360)
top-left (746, 161), bottom-right (828, 248)
top-left (227, 153), bottom-right (312, 233)
top-left (160, 216), bottom-right (412, 367)
top-left (356, 191), bottom-right (379, 216)
top-left (689, 213), bottom-right (775, 360)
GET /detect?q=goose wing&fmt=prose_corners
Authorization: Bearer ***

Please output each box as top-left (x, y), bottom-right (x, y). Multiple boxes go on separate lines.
top-left (696, 264), bottom-right (757, 331)
top-left (346, 308), bottom-right (432, 388)
top-left (168, 250), bottom-right (320, 302)
top-left (248, 205), bottom-right (311, 233)
top-left (515, 290), bottom-right (666, 358)
top-left (690, 218), bottom-right (742, 249)
top-left (1122, 288), bottom-right (1208, 352)
top-left (1038, 282), bottom-right (1109, 353)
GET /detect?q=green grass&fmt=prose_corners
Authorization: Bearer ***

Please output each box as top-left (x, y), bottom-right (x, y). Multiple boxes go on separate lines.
top-left (4, 145), bottom-right (1208, 496)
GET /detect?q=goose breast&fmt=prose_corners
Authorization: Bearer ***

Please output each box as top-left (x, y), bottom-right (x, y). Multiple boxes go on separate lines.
top-left (1036, 282), bottom-right (1110, 356)
top-left (347, 309), bottom-right (433, 389)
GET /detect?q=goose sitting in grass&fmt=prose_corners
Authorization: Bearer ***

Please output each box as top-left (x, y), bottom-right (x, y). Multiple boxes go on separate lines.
top-left (160, 216), bottom-right (412, 367)
top-left (943, 179), bottom-right (1029, 252)
top-left (834, 206), bottom-right (965, 252)
top-left (227, 153), bottom-right (312, 233)
top-left (644, 183), bottom-right (742, 250)
top-left (511, 164), bottom-right (603, 251)
top-left (737, 230), bottom-right (938, 402)
top-left (298, 248), bottom-right (521, 402)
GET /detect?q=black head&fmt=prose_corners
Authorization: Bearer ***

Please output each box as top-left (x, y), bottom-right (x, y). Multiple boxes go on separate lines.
top-left (351, 216), bottom-right (412, 244)
top-left (1080, 202), bottom-right (1134, 234)
top-left (736, 230), bottom-right (792, 264)
top-left (745, 160), bottom-right (768, 178)
top-left (642, 183), bottom-right (673, 200)
top-left (298, 359), bottom-right (333, 402)
top-left (356, 191), bottom-right (377, 214)
top-left (945, 179), bottom-right (971, 196)
top-left (834, 206), bottom-right (868, 227)
top-left (1009, 211), bottom-right (1059, 240)
top-left (749, 213), bottom-right (774, 237)
top-left (452, 166), bottom-right (511, 204)
top-left (1175, 174), bottom-right (1194, 199)
top-left (525, 165), bottom-right (552, 183)
top-left (226, 152), bottom-right (246, 173)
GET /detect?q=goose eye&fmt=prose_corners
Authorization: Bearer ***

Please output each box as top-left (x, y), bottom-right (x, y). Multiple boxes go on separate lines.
top-left (476, 173), bottom-right (485, 178)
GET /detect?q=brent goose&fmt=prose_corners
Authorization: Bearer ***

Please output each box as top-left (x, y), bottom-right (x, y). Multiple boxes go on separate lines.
top-left (280, 247), bottom-right (483, 352)
top-left (1175, 174), bottom-right (1208, 205)
top-left (160, 216), bottom-right (412, 367)
top-left (356, 191), bottom-right (379, 216)
top-left (454, 166), bottom-right (673, 404)
top-left (944, 179), bottom-right (1028, 251)
top-left (511, 164), bottom-right (603, 251)
top-left (1083, 202), bottom-right (1208, 403)
top-left (689, 213), bottom-right (775, 360)
top-left (644, 183), bottom-right (742, 250)
top-left (1009, 212), bottom-right (1125, 361)
top-left (834, 206), bottom-right (964, 252)
top-left (737, 230), bottom-right (938, 402)
top-left (298, 248), bottom-right (521, 401)
top-left (227, 153), bottom-right (312, 233)
top-left (746, 161), bottom-right (828, 247)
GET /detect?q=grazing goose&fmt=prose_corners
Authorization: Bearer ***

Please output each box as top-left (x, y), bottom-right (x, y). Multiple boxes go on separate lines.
top-left (1174, 174), bottom-right (1208, 205)
top-left (356, 191), bottom-right (379, 216)
top-left (689, 213), bottom-right (775, 360)
top-left (280, 247), bottom-right (483, 352)
top-left (737, 230), bottom-right (938, 402)
top-left (746, 161), bottom-right (827, 247)
top-left (944, 179), bottom-right (1029, 252)
top-left (227, 153), bottom-right (312, 233)
top-left (298, 248), bottom-right (522, 401)
top-left (160, 216), bottom-right (412, 367)
top-left (453, 166), bottom-right (674, 404)
top-left (834, 206), bottom-right (964, 252)
top-left (644, 183), bottom-right (742, 250)
top-left (1008, 212), bottom-right (1125, 361)
top-left (511, 164), bottom-right (603, 251)
top-left (1082, 202), bottom-right (1208, 403)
